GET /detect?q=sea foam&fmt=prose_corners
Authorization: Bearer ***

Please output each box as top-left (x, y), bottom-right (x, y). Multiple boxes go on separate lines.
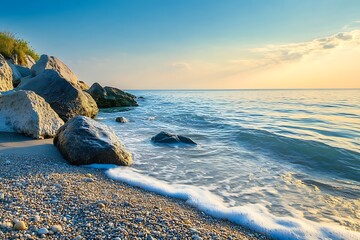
top-left (101, 166), bottom-right (360, 240)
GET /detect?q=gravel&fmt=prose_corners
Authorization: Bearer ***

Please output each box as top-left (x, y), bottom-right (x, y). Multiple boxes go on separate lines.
top-left (0, 153), bottom-right (268, 239)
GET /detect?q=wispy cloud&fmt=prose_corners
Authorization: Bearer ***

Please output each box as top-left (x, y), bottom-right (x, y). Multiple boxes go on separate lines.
top-left (248, 30), bottom-right (360, 67)
top-left (171, 62), bottom-right (192, 70)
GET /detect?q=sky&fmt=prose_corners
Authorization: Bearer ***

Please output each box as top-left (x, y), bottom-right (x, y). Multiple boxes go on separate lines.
top-left (1, 0), bottom-right (360, 89)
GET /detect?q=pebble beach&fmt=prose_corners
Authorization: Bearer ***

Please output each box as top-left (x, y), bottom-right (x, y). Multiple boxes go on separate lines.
top-left (0, 134), bottom-right (267, 240)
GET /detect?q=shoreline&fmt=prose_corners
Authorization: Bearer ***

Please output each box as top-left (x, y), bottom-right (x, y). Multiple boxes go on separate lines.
top-left (0, 132), bottom-right (267, 239)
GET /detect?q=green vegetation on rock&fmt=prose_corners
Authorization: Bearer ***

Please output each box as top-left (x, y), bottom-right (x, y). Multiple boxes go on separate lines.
top-left (0, 32), bottom-right (39, 65)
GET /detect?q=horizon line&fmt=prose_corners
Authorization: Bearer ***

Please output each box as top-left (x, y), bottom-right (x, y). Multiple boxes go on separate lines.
top-left (123, 88), bottom-right (360, 91)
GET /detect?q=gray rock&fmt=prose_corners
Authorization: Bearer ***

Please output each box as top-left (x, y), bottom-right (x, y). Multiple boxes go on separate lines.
top-left (0, 90), bottom-right (64, 139)
top-left (0, 54), bottom-right (13, 92)
top-left (87, 82), bottom-right (138, 108)
top-left (38, 228), bottom-right (49, 235)
top-left (6, 61), bottom-right (22, 86)
top-left (54, 116), bottom-right (132, 166)
top-left (18, 70), bottom-right (98, 121)
top-left (15, 65), bottom-right (32, 78)
top-left (151, 131), bottom-right (197, 145)
top-left (31, 54), bottom-right (79, 86)
top-left (116, 117), bottom-right (128, 123)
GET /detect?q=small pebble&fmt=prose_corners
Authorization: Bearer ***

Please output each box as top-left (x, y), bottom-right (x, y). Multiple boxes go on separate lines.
top-left (38, 227), bottom-right (49, 235)
top-left (97, 202), bottom-right (106, 209)
top-left (51, 224), bottom-right (63, 232)
top-left (14, 221), bottom-right (27, 230)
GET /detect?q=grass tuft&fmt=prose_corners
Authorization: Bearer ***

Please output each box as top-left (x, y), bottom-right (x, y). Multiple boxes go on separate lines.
top-left (0, 32), bottom-right (39, 65)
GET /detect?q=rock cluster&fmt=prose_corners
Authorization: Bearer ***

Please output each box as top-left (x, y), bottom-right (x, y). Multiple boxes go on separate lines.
top-left (18, 70), bottom-right (98, 121)
top-left (87, 82), bottom-right (138, 108)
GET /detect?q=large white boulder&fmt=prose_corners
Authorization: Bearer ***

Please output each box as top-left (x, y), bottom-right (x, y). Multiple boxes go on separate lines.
top-left (0, 90), bottom-right (64, 139)
top-left (0, 54), bottom-right (13, 92)
top-left (31, 54), bottom-right (79, 86)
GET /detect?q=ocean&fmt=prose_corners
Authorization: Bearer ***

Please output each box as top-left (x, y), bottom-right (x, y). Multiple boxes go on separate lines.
top-left (94, 89), bottom-right (360, 239)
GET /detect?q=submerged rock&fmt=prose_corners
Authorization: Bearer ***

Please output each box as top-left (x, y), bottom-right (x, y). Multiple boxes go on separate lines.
top-left (151, 131), bottom-right (197, 145)
top-left (54, 116), bottom-right (132, 166)
top-left (0, 90), bottom-right (64, 139)
top-left (18, 69), bottom-right (98, 121)
top-left (0, 54), bottom-right (13, 92)
top-left (116, 117), bottom-right (128, 123)
top-left (87, 82), bottom-right (138, 108)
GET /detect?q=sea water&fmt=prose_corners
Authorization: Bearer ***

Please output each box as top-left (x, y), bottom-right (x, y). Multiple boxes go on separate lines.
top-left (94, 89), bottom-right (360, 239)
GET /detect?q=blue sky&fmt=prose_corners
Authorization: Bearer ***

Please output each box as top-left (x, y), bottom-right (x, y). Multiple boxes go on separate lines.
top-left (1, 0), bottom-right (360, 89)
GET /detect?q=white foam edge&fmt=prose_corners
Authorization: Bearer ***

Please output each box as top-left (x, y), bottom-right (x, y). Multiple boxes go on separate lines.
top-left (86, 164), bottom-right (360, 240)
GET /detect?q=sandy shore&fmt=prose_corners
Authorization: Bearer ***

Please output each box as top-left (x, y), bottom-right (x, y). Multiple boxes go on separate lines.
top-left (0, 133), bottom-right (267, 239)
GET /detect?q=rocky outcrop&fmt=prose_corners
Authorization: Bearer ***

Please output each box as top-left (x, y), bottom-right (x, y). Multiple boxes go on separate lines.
top-left (18, 69), bottom-right (98, 121)
top-left (31, 54), bottom-right (79, 86)
top-left (78, 80), bottom-right (90, 90)
top-left (151, 131), bottom-right (197, 145)
top-left (0, 90), bottom-right (64, 139)
top-left (6, 61), bottom-right (22, 86)
top-left (7, 60), bottom-right (33, 87)
top-left (24, 55), bottom-right (36, 68)
top-left (87, 82), bottom-right (138, 108)
top-left (116, 117), bottom-right (128, 123)
top-left (0, 54), bottom-right (13, 92)
top-left (54, 116), bottom-right (132, 166)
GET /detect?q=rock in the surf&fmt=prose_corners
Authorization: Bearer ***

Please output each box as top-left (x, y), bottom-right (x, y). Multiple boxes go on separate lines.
top-left (115, 117), bottom-right (128, 123)
top-left (151, 131), bottom-right (197, 145)
top-left (87, 82), bottom-right (138, 108)
top-left (18, 69), bottom-right (98, 121)
top-left (0, 90), bottom-right (64, 139)
top-left (54, 116), bottom-right (132, 166)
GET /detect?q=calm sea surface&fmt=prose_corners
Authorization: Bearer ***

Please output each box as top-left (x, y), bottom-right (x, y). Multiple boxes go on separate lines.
top-left (95, 89), bottom-right (360, 239)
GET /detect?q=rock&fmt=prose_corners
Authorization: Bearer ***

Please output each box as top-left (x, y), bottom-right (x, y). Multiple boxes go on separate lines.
top-left (53, 116), bottom-right (132, 166)
top-left (115, 117), bottom-right (128, 123)
top-left (0, 54), bottom-right (13, 92)
top-left (38, 227), bottom-right (49, 235)
top-left (51, 225), bottom-right (63, 233)
top-left (13, 221), bottom-right (27, 230)
top-left (31, 54), bottom-right (79, 86)
top-left (33, 215), bottom-right (41, 222)
top-left (18, 70), bottom-right (98, 121)
top-left (6, 61), bottom-right (22, 86)
top-left (25, 55), bottom-right (36, 68)
top-left (151, 131), bottom-right (197, 145)
top-left (16, 65), bottom-right (32, 78)
top-left (0, 90), bottom-right (64, 139)
top-left (97, 203), bottom-right (106, 209)
top-left (87, 82), bottom-right (138, 108)
top-left (83, 178), bottom-right (94, 182)
top-left (78, 80), bottom-right (90, 90)
top-left (1, 221), bottom-right (13, 228)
